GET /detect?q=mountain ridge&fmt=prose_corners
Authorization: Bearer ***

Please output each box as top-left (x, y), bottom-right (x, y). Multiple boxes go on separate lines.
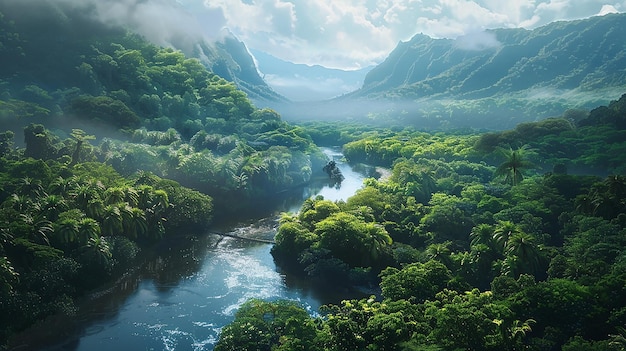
top-left (354, 13), bottom-right (626, 100)
top-left (0, 0), bottom-right (285, 105)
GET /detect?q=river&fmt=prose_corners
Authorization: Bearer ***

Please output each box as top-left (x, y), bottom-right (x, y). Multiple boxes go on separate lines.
top-left (10, 148), bottom-right (377, 351)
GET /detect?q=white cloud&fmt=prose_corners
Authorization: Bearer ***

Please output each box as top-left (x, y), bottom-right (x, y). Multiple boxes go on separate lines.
top-left (598, 4), bottom-right (620, 14)
top-left (59, 0), bottom-right (623, 70)
top-left (199, 0), bottom-right (626, 68)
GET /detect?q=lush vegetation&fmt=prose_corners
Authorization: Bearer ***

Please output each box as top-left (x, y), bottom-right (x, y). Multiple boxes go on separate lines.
top-left (219, 95), bottom-right (626, 351)
top-left (340, 13), bottom-right (626, 130)
top-left (0, 6), bottom-right (325, 211)
top-left (0, 5), bottom-right (324, 345)
top-left (0, 127), bottom-right (215, 342)
top-left (2, 3), bottom-right (626, 350)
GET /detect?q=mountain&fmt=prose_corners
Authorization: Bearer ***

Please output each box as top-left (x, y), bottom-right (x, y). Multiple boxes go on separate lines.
top-left (0, 0), bottom-right (284, 105)
top-left (313, 13), bottom-right (625, 130)
top-left (201, 34), bottom-right (287, 103)
top-left (250, 49), bottom-right (372, 101)
top-left (357, 13), bottom-right (626, 100)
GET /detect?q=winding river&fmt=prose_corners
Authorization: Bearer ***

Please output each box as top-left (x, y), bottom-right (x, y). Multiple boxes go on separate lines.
top-left (11, 148), bottom-right (375, 351)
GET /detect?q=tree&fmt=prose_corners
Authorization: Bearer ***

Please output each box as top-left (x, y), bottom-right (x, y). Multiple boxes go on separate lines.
top-left (0, 130), bottom-right (15, 157)
top-left (494, 145), bottom-right (534, 186)
top-left (493, 220), bottom-right (522, 252)
top-left (492, 318), bottom-right (536, 351)
top-left (610, 326), bottom-right (626, 351)
top-left (425, 242), bottom-right (453, 269)
top-left (470, 223), bottom-right (496, 250)
top-left (380, 260), bottom-right (453, 302)
top-left (504, 232), bottom-right (543, 277)
top-left (40, 194), bottom-right (68, 221)
top-left (23, 123), bottom-right (57, 160)
top-left (101, 204), bottom-right (123, 236)
top-left (67, 96), bottom-right (140, 130)
top-left (68, 129), bottom-right (95, 166)
top-left (215, 299), bottom-right (320, 351)
top-left (77, 218), bottom-right (101, 245)
top-left (315, 212), bottom-right (391, 268)
top-left (79, 236), bottom-right (112, 270)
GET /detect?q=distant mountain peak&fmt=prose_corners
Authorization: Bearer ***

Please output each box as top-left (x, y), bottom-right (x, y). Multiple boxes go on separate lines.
top-left (356, 12), bottom-right (626, 102)
top-left (249, 49), bottom-right (373, 102)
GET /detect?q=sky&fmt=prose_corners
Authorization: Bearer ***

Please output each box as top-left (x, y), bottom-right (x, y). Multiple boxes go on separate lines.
top-left (173, 0), bottom-right (626, 70)
top-left (31, 0), bottom-right (624, 71)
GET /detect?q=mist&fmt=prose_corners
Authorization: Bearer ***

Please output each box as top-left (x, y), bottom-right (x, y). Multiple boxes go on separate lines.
top-left (264, 87), bottom-right (615, 131)
top-left (0, 0), bottom-right (227, 54)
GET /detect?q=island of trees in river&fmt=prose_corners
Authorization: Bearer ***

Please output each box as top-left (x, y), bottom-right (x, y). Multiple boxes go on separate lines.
top-left (1, 6), bottom-right (626, 350)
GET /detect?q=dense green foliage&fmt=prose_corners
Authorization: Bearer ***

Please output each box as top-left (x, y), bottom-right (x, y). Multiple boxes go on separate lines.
top-left (0, 130), bottom-right (213, 342)
top-left (221, 95), bottom-right (626, 351)
top-left (0, 6), bottom-right (325, 210)
top-left (340, 13), bottom-right (626, 130)
top-left (3, 3), bottom-right (626, 350)
top-left (0, 6), bottom-right (324, 345)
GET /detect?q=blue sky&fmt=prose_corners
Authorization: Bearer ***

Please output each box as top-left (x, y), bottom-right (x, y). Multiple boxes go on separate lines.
top-left (180, 0), bottom-right (625, 69)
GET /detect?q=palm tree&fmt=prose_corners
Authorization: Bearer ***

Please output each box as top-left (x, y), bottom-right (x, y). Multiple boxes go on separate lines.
top-left (54, 217), bottom-right (80, 244)
top-left (102, 204), bottom-right (123, 236)
top-left (80, 236), bottom-right (112, 266)
top-left (21, 214), bottom-right (53, 245)
top-left (124, 187), bottom-right (139, 207)
top-left (41, 194), bottom-right (68, 221)
top-left (72, 182), bottom-right (103, 209)
top-left (127, 207), bottom-right (148, 239)
top-left (69, 129), bottom-right (95, 166)
top-left (0, 228), bottom-right (14, 251)
top-left (49, 176), bottom-right (77, 197)
top-left (9, 193), bottom-right (33, 213)
top-left (85, 197), bottom-right (104, 219)
top-left (609, 325), bottom-right (626, 351)
top-left (493, 318), bottom-right (536, 351)
top-left (77, 218), bottom-right (101, 245)
top-left (119, 203), bottom-right (141, 239)
top-left (493, 221), bottom-right (522, 253)
top-left (505, 232), bottom-right (542, 276)
top-left (494, 145), bottom-right (534, 186)
top-left (470, 223), bottom-right (497, 251)
top-left (425, 242), bottom-right (453, 268)
top-left (17, 177), bottom-right (45, 198)
top-left (363, 223), bottom-right (392, 263)
top-left (152, 189), bottom-right (169, 212)
top-left (104, 187), bottom-right (126, 205)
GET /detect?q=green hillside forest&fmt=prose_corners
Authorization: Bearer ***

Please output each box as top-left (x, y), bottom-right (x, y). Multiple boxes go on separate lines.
top-left (1, 2), bottom-right (626, 351)
top-left (320, 13), bottom-right (626, 130)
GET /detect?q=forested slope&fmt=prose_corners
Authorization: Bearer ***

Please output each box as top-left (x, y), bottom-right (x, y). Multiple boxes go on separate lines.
top-left (218, 95), bottom-right (626, 351)
top-left (322, 13), bottom-right (626, 130)
top-left (0, 2), bottom-right (323, 344)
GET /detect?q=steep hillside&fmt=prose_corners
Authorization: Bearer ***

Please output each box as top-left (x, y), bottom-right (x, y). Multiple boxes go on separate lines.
top-left (203, 34), bottom-right (287, 103)
top-left (357, 13), bottom-right (626, 100)
top-left (298, 13), bottom-right (624, 130)
top-left (0, 0), bottom-right (283, 105)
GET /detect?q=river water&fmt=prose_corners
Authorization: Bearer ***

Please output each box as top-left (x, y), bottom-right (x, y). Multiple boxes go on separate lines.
top-left (11, 148), bottom-right (374, 351)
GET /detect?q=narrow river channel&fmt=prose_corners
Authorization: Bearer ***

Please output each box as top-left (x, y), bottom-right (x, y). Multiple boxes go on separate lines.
top-left (11, 148), bottom-right (376, 351)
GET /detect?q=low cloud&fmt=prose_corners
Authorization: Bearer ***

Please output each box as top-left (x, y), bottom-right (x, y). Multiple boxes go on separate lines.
top-left (5, 0), bottom-right (624, 71)
top-left (7, 0), bottom-right (228, 52)
top-left (454, 30), bottom-right (501, 51)
top-left (194, 0), bottom-right (625, 69)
